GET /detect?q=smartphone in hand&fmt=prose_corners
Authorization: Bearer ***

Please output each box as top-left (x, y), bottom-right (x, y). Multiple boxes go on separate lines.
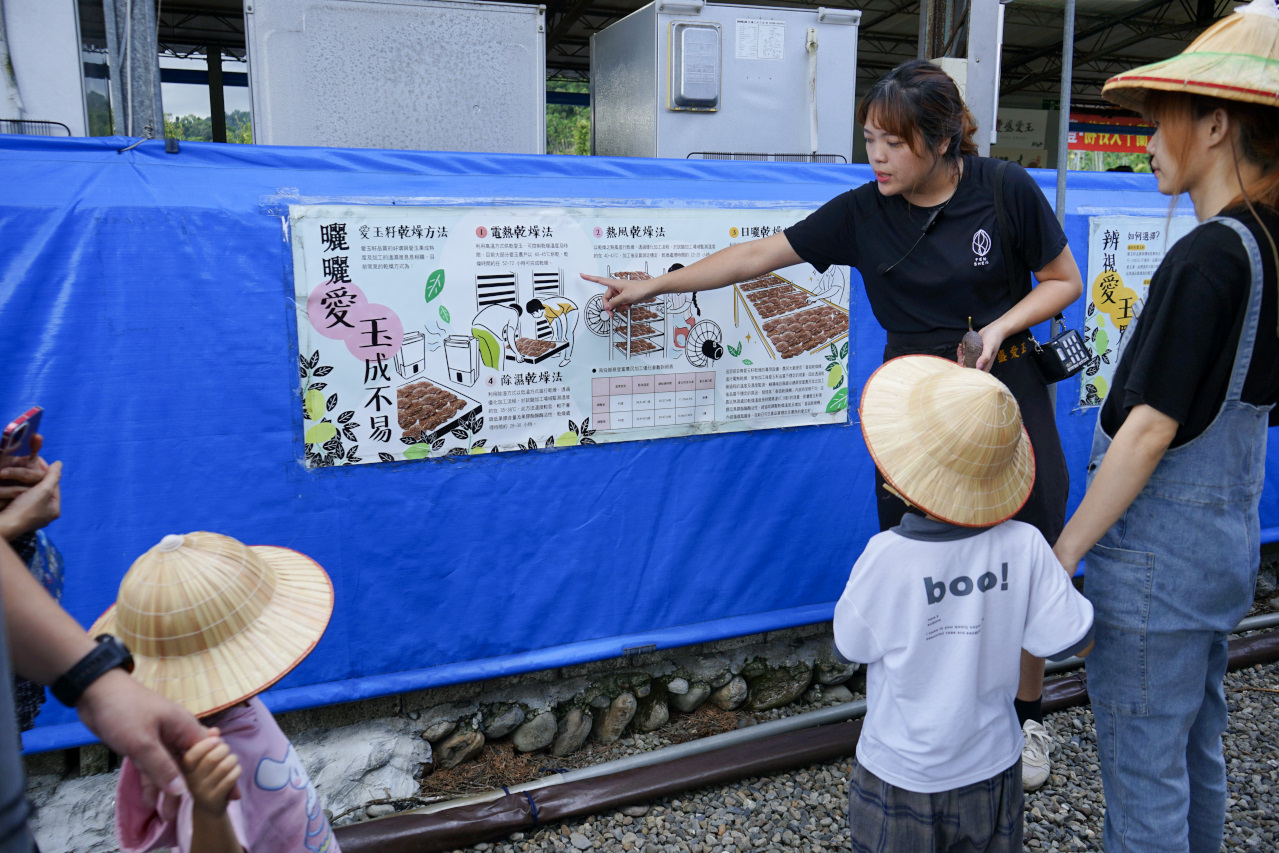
top-left (0, 407), bottom-right (42, 464)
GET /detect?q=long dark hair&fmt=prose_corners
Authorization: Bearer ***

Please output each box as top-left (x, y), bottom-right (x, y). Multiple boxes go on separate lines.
top-left (856, 59), bottom-right (979, 167)
top-left (1144, 91), bottom-right (1279, 294)
top-left (1144, 90), bottom-right (1279, 211)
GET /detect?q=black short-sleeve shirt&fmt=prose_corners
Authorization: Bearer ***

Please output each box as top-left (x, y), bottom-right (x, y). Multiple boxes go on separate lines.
top-left (784, 156), bottom-right (1068, 334)
top-left (1099, 206), bottom-right (1279, 446)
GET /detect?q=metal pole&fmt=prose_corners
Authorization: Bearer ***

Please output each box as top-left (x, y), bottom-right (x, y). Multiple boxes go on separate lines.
top-left (965, 0), bottom-right (1001, 157)
top-left (104, 0), bottom-right (164, 137)
top-left (917, 0), bottom-right (930, 59)
top-left (1054, 0), bottom-right (1075, 227)
top-left (1046, 0), bottom-right (1075, 405)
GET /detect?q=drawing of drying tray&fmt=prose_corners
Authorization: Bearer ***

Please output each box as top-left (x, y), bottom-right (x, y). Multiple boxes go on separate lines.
top-left (505, 336), bottom-right (569, 364)
top-left (396, 377), bottom-right (483, 444)
top-left (732, 274), bottom-right (849, 360)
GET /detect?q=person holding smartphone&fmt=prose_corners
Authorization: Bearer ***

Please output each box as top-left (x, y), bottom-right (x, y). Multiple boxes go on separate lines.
top-left (583, 59), bottom-right (1084, 791)
top-left (0, 412), bottom-right (65, 732)
top-left (0, 537), bottom-right (210, 853)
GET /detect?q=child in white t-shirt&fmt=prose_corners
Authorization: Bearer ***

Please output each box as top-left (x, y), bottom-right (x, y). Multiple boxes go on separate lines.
top-left (839, 355), bottom-right (1094, 852)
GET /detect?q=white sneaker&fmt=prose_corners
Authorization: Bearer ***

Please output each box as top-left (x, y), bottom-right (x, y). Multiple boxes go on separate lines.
top-left (1021, 719), bottom-right (1052, 791)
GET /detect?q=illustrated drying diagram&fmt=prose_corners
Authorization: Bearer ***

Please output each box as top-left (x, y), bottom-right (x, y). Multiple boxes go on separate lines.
top-left (291, 205), bottom-right (851, 468)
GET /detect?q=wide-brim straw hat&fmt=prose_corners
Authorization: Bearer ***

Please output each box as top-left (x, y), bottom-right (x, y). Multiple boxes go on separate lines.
top-left (91, 531), bottom-right (334, 718)
top-left (1102, 0), bottom-right (1279, 112)
top-left (860, 355), bottom-right (1035, 527)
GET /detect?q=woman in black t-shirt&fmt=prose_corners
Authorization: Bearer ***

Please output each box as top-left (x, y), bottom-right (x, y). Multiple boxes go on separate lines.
top-left (1052, 6), bottom-right (1279, 849)
top-left (583, 59), bottom-right (1084, 791)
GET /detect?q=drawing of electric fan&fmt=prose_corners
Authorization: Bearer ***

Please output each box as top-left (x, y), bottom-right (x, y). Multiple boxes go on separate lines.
top-left (685, 320), bottom-right (724, 367)
top-left (585, 294), bottom-right (611, 336)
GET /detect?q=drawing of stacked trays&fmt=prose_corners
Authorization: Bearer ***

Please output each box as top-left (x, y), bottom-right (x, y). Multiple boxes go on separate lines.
top-left (607, 266), bottom-right (668, 361)
top-left (396, 379), bottom-right (483, 444)
top-left (732, 272), bottom-right (849, 359)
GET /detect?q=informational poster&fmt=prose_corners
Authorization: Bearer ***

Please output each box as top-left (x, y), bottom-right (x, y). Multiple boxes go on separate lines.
top-left (994, 108), bottom-right (1048, 150)
top-left (291, 206), bottom-right (851, 467)
top-left (1078, 214), bottom-right (1199, 407)
top-left (991, 108), bottom-right (1050, 169)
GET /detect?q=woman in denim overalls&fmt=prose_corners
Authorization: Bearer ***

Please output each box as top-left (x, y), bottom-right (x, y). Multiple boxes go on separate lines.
top-left (1053, 3), bottom-right (1279, 850)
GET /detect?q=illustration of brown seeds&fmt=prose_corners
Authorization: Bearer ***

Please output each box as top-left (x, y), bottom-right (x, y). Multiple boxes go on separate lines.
top-left (961, 317), bottom-right (982, 368)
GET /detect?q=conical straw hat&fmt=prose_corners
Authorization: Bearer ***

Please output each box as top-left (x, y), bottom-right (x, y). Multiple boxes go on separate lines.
top-left (1103, 0), bottom-right (1279, 111)
top-left (91, 532), bottom-right (334, 718)
top-left (860, 355), bottom-right (1035, 528)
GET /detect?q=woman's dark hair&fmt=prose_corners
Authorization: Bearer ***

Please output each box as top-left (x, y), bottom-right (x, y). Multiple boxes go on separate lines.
top-left (855, 59), bottom-right (979, 166)
top-left (525, 298), bottom-right (544, 314)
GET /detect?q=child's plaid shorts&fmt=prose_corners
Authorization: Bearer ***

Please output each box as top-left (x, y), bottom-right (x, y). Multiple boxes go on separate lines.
top-left (847, 757), bottom-right (1023, 853)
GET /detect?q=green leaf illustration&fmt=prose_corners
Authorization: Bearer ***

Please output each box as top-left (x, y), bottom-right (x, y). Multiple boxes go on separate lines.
top-left (1094, 328), bottom-right (1108, 356)
top-left (304, 422), bottom-right (337, 444)
top-left (1093, 374), bottom-right (1109, 399)
top-left (826, 387), bottom-right (849, 413)
top-left (424, 269), bottom-right (445, 304)
top-left (727, 341), bottom-right (742, 357)
top-left (304, 389), bottom-right (325, 422)
top-left (404, 443), bottom-right (433, 460)
top-left (839, 342), bottom-right (848, 360)
top-left (743, 359), bottom-right (753, 366)
top-left (439, 305), bottom-right (451, 323)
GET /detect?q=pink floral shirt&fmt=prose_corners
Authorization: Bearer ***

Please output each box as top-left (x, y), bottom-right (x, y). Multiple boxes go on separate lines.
top-left (116, 697), bottom-right (340, 853)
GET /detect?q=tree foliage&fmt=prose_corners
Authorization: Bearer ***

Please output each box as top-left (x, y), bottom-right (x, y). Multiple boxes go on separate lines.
top-left (163, 110), bottom-right (254, 144)
top-left (547, 78), bottom-right (589, 156)
top-left (1067, 150), bottom-right (1152, 173)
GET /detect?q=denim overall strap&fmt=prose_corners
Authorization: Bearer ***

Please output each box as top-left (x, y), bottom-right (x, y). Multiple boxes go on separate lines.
top-left (1212, 217), bottom-right (1264, 402)
top-left (1083, 215), bottom-right (1271, 853)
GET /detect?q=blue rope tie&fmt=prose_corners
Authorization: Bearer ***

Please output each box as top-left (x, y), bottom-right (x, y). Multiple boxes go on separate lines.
top-left (524, 791), bottom-right (540, 827)
top-left (502, 786), bottom-right (540, 827)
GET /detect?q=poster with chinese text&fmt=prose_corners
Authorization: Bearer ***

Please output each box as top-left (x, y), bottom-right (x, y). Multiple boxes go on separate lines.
top-left (291, 206), bottom-right (851, 467)
top-left (1078, 214), bottom-right (1198, 408)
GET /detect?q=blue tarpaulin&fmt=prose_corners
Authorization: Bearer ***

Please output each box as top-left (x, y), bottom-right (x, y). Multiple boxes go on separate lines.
top-left (3, 136), bottom-right (1274, 752)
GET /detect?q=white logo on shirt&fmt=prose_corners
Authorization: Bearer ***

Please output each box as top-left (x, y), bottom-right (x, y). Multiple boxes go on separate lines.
top-left (972, 229), bottom-right (992, 266)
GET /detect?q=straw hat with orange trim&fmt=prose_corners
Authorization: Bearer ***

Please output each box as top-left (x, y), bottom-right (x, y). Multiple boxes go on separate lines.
top-left (91, 531), bottom-right (334, 718)
top-left (859, 355), bottom-right (1035, 528)
top-left (1102, 0), bottom-right (1279, 112)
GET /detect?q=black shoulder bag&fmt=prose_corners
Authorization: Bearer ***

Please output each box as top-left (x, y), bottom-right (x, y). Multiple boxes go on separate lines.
top-left (993, 160), bottom-right (1090, 383)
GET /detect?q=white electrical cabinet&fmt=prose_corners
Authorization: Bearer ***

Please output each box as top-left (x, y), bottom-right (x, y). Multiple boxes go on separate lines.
top-left (244, 0), bottom-right (546, 153)
top-left (591, 1), bottom-right (861, 161)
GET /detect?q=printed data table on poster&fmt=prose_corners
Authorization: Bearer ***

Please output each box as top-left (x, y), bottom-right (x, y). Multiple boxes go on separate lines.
top-left (592, 373), bottom-right (716, 430)
top-left (291, 206), bottom-right (852, 466)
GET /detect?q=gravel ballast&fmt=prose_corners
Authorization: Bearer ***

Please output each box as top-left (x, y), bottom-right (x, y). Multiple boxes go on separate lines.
top-left (442, 659), bottom-right (1279, 852)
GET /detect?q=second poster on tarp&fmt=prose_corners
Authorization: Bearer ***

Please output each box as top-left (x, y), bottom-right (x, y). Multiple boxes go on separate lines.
top-left (291, 206), bottom-right (851, 467)
top-left (1078, 214), bottom-right (1199, 408)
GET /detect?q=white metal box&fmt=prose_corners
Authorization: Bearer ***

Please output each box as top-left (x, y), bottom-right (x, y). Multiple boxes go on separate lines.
top-left (591, 1), bottom-right (861, 161)
top-left (244, 0), bottom-right (546, 153)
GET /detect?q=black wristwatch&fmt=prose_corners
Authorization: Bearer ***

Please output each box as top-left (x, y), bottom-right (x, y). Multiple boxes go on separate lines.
top-left (51, 634), bottom-right (135, 708)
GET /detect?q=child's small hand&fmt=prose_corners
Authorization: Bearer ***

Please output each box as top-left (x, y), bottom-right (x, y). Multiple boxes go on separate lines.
top-left (181, 729), bottom-right (242, 816)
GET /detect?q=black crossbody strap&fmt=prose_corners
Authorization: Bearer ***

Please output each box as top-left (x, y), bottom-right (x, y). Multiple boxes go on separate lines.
top-left (993, 159), bottom-right (1065, 326)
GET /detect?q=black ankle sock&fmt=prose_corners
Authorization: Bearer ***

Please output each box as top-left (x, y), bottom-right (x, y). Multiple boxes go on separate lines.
top-left (1015, 696), bottom-right (1043, 727)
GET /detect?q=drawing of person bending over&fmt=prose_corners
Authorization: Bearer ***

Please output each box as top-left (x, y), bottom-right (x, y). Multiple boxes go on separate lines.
top-left (526, 297), bottom-right (579, 367)
top-left (472, 303), bottom-right (526, 369)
